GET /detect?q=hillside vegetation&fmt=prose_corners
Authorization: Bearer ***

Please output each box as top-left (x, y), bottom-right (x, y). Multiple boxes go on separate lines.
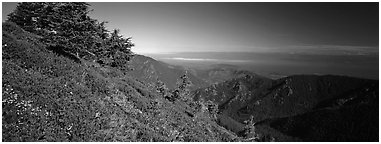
top-left (193, 73), bottom-right (378, 141)
top-left (2, 21), bottom-right (241, 142)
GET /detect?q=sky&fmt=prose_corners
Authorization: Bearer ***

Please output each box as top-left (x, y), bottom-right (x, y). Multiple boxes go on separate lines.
top-left (2, 2), bottom-right (379, 55)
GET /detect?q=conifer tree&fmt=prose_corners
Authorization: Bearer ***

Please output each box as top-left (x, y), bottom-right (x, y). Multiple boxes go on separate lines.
top-left (155, 79), bottom-right (169, 98)
top-left (173, 73), bottom-right (192, 102)
top-left (205, 100), bottom-right (219, 120)
top-left (243, 115), bottom-right (259, 141)
top-left (8, 3), bottom-right (97, 57)
top-left (7, 2), bottom-right (134, 67)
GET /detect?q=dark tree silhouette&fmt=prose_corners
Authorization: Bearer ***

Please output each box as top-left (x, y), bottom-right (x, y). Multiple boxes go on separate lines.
top-left (8, 2), bottom-right (134, 67)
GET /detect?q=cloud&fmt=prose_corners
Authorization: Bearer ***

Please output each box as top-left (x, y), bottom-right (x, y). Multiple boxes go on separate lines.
top-left (161, 57), bottom-right (253, 63)
top-left (286, 45), bottom-right (378, 55)
top-left (170, 57), bottom-right (217, 61)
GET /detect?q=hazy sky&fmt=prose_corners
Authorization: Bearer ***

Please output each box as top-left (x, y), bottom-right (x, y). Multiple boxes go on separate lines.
top-left (2, 2), bottom-right (379, 54)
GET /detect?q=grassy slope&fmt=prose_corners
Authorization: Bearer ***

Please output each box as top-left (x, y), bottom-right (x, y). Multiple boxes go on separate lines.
top-left (2, 22), bottom-right (239, 142)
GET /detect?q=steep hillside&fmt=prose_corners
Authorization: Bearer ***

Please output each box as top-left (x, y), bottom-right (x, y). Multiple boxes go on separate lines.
top-left (2, 22), bottom-right (239, 142)
top-left (256, 98), bottom-right (378, 141)
top-left (239, 75), bottom-right (377, 122)
top-left (194, 74), bottom-right (377, 122)
top-left (193, 73), bottom-right (378, 141)
top-left (194, 74), bottom-right (271, 115)
top-left (192, 73), bottom-right (273, 123)
top-left (255, 80), bottom-right (378, 141)
top-left (192, 73), bottom-right (273, 134)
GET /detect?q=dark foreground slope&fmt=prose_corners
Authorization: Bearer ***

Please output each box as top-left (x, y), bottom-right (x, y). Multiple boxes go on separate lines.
top-left (255, 76), bottom-right (378, 141)
top-left (2, 22), bottom-right (239, 142)
top-left (193, 73), bottom-right (378, 141)
top-left (256, 96), bottom-right (378, 141)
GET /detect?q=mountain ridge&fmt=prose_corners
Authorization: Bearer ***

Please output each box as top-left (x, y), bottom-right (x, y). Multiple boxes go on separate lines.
top-left (192, 73), bottom-right (378, 141)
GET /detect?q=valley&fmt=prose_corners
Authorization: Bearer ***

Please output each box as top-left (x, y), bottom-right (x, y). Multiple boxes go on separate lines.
top-left (127, 52), bottom-right (379, 142)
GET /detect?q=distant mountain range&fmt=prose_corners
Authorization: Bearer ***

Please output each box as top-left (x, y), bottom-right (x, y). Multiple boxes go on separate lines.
top-left (128, 55), bottom-right (260, 90)
top-left (127, 55), bottom-right (207, 89)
